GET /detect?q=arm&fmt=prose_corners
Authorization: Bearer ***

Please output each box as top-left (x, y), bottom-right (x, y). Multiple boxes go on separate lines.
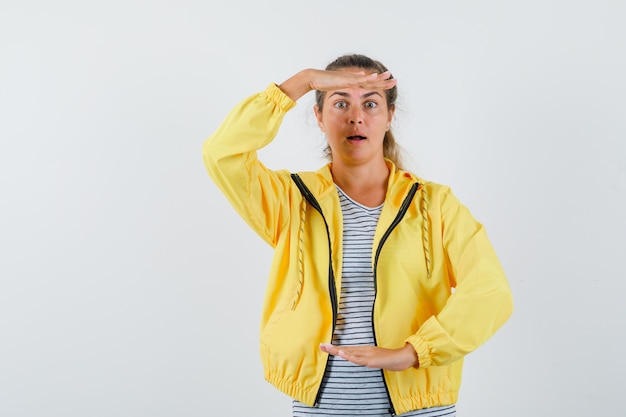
top-left (203, 70), bottom-right (397, 246)
top-left (202, 83), bottom-right (296, 247)
top-left (406, 188), bottom-right (514, 368)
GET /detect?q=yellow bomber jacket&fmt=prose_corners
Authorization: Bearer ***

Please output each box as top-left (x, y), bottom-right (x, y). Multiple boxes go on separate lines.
top-left (203, 83), bottom-right (514, 415)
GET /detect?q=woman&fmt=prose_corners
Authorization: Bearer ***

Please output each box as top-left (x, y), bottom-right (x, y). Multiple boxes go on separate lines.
top-left (203, 54), bottom-right (513, 416)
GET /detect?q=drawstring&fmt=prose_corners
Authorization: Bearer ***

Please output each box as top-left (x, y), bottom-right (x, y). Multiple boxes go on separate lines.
top-left (420, 185), bottom-right (432, 279)
top-left (292, 197), bottom-right (306, 310)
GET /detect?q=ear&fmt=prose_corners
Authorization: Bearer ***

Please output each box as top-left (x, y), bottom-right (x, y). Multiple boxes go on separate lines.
top-left (386, 104), bottom-right (395, 131)
top-left (314, 105), bottom-right (325, 132)
top-left (388, 104), bottom-right (395, 123)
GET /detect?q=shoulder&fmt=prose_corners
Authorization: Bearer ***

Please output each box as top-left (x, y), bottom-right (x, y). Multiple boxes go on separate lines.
top-left (394, 168), bottom-right (453, 201)
top-left (290, 164), bottom-right (336, 198)
top-left (399, 172), bottom-right (466, 217)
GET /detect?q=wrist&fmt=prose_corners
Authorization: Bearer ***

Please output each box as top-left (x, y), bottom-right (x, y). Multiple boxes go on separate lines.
top-left (278, 69), bottom-right (314, 102)
top-left (404, 343), bottom-right (419, 369)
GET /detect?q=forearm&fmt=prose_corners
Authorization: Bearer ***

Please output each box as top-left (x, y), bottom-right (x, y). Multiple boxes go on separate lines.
top-left (278, 69), bottom-right (315, 102)
top-left (406, 280), bottom-right (513, 368)
top-left (406, 189), bottom-right (513, 368)
top-left (202, 84), bottom-right (296, 245)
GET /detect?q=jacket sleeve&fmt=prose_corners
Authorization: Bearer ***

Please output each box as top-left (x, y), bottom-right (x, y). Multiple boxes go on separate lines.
top-left (202, 83), bottom-right (297, 247)
top-left (406, 187), bottom-right (514, 368)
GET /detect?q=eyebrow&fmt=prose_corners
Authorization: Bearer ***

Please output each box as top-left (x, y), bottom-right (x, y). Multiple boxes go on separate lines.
top-left (329, 91), bottom-right (383, 99)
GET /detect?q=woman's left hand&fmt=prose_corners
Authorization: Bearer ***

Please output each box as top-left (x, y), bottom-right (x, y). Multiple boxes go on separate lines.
top-left (319, 343), bottom-right (419, 371)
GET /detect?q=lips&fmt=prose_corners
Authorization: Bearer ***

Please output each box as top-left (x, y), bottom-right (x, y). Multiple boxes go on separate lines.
top-left (347, 135), bottom-right (366, 141)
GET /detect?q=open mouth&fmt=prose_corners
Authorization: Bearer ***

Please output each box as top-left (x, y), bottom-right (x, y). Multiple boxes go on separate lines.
top-left (347, 135), bottom-right (366, 141)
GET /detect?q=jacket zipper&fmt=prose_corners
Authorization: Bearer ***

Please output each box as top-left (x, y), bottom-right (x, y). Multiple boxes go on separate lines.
top-left (372, 182), bottom-right (420, 416)
top-left (290, 174), bottom-right (338, 406)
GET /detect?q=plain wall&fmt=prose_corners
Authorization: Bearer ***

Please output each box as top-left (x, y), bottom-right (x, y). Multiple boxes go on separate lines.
top-left (1, 1), bottom-right (625, 416)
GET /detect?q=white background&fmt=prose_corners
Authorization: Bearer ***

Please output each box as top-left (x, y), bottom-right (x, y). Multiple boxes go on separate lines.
top-left (1, 1), bottom-right (625, 416)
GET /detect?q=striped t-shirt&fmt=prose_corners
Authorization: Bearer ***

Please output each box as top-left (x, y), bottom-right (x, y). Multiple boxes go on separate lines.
top-left (292, 186), bottom-right (456, 417)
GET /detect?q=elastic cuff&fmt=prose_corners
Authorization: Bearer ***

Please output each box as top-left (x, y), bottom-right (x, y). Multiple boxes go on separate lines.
top-left (264, 83), bottom-right (297, 112)
top-left (405, 335), bottom-right (432, 369)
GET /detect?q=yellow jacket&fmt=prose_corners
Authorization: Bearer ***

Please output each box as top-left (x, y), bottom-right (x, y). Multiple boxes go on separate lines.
top-left (203, 83), bottom-right (513, 415)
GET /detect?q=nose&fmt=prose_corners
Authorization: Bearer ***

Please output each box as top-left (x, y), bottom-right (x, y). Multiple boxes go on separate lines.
top-left (349, 107), bottom-right (364, 124)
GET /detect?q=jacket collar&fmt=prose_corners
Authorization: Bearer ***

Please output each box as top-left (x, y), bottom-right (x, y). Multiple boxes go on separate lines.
top-left (305, 159), bottom-right (421, 211)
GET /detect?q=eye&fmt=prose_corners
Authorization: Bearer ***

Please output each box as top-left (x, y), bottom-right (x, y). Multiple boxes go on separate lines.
top-left (334, 101), bottom-right (347, 109)
top-left (364, 101), bottom-right (378, 109)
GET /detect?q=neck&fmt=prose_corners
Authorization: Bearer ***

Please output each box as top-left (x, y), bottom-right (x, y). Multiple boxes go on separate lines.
top-left (331, 160), bottom-right (390, 207)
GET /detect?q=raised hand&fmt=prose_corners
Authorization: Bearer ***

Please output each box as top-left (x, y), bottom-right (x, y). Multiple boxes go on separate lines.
top-left (278, 68), bottom-right (397, 102)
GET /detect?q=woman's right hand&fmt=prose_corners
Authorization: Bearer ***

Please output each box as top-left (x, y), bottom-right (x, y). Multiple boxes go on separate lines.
top-left (278, 68), bottom-right (397, 102)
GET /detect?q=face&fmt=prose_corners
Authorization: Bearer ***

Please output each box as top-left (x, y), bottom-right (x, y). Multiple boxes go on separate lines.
top-left (314, 68), bottom-right (395, 167)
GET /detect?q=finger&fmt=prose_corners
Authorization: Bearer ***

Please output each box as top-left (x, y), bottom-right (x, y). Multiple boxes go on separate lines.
top-left (321, 345), bottom-right (364, 364)
top-left (370, 70), bottom-right (391, 80)
top-left (337, 349), bottom-right (374, 367)
top-left (335, 348), bottom-right (355, 361)
top-left (359, 72), bottom-right (397, 89)
top-left (335, 71), bottom-right (390, 87)
top-left (319, 343), bottom-right (340, 355)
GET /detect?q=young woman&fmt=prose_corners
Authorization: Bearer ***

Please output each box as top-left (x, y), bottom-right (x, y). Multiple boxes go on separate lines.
top-left (203, 54), bottom-right (513, 416)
